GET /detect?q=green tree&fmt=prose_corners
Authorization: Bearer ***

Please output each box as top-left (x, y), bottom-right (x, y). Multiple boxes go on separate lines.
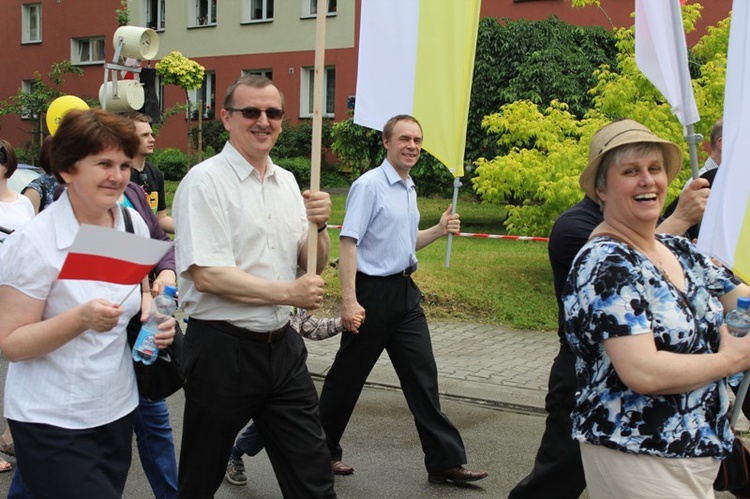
top-left (467, 16), bottom-right (618, 163)
top-left (0, 61), bottom-right (83, 163)
top-left (156, 51), bottom-right (205, 167)
top-left (472, 3), bottom-right (728, 236)
top-left (116, 0), bottom-right (130, 26)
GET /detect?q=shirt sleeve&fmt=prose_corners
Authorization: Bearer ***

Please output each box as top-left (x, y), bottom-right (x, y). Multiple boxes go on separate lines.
top-left (154, 167), bottom-right (167, 212)
top-left (173, 172), bottom-right (237, 277)
top-left (340, 177), bottom-right (376, 244)
top-left (564, 241), bottom-right (652, 347)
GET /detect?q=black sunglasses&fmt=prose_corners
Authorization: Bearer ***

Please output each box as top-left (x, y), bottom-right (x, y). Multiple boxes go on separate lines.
top-left (226, 107), bottom-right (284, 121)
top-left (0, 143), bottom-right (5, 165)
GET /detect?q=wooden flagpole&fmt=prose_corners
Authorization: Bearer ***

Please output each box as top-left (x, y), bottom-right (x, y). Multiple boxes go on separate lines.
top-left (306, 2), bottom-right (328, 275)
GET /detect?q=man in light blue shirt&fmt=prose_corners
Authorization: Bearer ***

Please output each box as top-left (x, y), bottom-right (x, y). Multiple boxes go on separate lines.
top-left (319, 114), bottom-right (488, 485)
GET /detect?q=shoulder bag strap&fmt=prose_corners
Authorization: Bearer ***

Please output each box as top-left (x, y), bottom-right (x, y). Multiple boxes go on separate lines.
top-left (120, 205), bottom-right (134, 234)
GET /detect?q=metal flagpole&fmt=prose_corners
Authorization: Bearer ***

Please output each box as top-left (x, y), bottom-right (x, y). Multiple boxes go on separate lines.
top-left (669, 0), bottom-right (702, 179)
top-left (306, 3), bottom-right (328, 275)
top-left (444, 177), bottom-right (461, 268)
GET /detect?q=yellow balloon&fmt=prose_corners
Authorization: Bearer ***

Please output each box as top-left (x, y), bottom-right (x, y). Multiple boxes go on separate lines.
top-left (46, 95), bottom-right (89, 136)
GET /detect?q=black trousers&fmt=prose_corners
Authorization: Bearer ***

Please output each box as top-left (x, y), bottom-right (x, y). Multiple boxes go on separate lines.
top-left (9, 412), bottom-right (134, 499)
top-left (318, 273), bottom-right (466, 473)
top-left (508, 344), bottom-right (586, 499)
top-left (177, 320), bottom-right (335, 499)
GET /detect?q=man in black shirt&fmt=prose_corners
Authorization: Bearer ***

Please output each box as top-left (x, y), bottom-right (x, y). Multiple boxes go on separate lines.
top-left (127, 112), bottom-right (175, 234)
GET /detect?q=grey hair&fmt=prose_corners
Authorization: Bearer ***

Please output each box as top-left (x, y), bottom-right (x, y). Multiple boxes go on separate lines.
top-left (594, 142), bottom-right (665, 206)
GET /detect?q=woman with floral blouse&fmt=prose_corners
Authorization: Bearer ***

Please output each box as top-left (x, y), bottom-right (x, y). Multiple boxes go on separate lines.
top-left (564, 119), bottom-right (750, 498)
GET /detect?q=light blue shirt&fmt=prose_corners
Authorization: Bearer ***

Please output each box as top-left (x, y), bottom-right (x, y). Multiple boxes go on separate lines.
top-left (340, 160), bottom-right (419, 276)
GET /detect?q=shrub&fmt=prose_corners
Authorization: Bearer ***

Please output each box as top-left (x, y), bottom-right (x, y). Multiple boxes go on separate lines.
top-left (192, 120), bottom-right (227, 153)
top-left (274, 119), bottom-right (334, 162)
top-left (275, 157), bottom-right (311, 188)
top-left (153, 148), bottom-right (188, 181)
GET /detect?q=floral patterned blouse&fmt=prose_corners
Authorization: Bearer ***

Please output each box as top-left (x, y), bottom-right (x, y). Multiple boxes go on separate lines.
top-left (563, 233), bottom-right (736, 459)
top-left (22, 173), bottom-right (59, 212)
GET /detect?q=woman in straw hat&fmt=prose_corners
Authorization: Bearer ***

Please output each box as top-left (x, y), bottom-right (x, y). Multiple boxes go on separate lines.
top-left (563, 119), bottom-right (750, 498)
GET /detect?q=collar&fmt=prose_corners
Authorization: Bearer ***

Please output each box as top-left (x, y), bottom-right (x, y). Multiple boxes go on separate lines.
top-left (52, 190), bottom-right (125, 251)
top-left (222, 142), bottom-right (277, 182)
top-left (381, 159), bottom-right (415, 190)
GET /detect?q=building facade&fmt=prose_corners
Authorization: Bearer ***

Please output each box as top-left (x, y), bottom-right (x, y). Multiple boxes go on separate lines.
top-left (0, 0), bottom-right (733, 153)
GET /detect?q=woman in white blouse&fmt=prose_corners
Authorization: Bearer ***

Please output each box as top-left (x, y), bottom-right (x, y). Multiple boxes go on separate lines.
top-left (0, 139), bottom-right (34, 241)
top-left (0, 110), bottom-right (175, 498)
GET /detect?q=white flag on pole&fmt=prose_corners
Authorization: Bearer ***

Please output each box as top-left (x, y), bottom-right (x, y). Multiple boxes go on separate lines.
top-left (635, 0), bottom-right (700, 126)
top-left (697, 0), bottom-right (750, 283)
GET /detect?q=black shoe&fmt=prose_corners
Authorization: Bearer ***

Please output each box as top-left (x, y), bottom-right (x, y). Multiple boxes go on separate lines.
top-left (428, 466), bottom-right (488, 484)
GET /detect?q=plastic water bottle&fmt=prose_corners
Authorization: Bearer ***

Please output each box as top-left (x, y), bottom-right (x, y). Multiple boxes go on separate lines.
top-left (726, 297), bottom-right (750, 338)
top-left (133, 285), bottom-right (177, 365)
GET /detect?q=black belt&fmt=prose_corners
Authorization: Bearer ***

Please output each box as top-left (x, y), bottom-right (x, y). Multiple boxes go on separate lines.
top-left (191, 318), bottom-right (289, 343)
top-left (359, 264), bottom-right (417, 279)
top-left (395, 263), bottom-right (417, 277)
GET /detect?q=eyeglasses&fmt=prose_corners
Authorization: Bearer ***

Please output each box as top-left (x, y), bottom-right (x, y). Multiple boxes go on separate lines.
top-left (225, 107), bottom-right (284, 121)
top-left (0, 144), bottom-right (5, 165)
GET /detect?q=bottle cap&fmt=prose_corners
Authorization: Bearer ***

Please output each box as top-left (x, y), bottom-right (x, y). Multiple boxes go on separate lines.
top-left (164, 285), bottom-right (177, 297)
top-left (738, 296), bottom-right (750, 309)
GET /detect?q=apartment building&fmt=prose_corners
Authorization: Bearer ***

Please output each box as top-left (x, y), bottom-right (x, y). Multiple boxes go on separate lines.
top-left (0, 0), bottom-right (732, 152)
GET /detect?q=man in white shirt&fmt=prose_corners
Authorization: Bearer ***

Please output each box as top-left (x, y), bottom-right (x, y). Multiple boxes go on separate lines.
top-left (173, 75), bottom-right (334, 498)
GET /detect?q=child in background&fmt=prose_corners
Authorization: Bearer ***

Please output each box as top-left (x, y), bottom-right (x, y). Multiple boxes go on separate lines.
top-left (225, 307), bottom-right (363, 486)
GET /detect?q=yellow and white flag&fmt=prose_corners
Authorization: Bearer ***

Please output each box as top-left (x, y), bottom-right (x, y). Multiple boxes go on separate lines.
top-left (353, 0), bottom-right (481, 177)
top-left (697, 0), bottom-right (750, 282)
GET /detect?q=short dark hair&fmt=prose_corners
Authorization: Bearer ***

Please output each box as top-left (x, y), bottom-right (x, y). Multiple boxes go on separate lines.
top-left (51, 109), bottom-right (139, 183)
top-left (123, 111), bottom-right (153, 124)
top-left (223, 75), bottom-right (285, 110)
top-left (0, 139), bottom-right (19, 179)
top-left (710, 118), bottom-right (723, 150)
top-left (382, 114), bottom-right (422, 141)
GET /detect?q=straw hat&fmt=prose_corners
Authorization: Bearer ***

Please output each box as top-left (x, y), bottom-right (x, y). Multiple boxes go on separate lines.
top-left (579, 119), bottom-right (683, 202)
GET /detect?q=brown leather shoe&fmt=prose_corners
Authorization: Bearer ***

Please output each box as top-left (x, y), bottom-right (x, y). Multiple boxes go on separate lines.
top-left (428, 466), bottom-right (488, 484)
top-left (331, 460), bottom-right (355, 475)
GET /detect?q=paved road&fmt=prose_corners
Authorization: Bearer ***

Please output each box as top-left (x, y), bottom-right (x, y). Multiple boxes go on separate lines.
top-left (0, 321), bottom-right (743, 497)
top-left (306, 321), bottom-right (557, 413)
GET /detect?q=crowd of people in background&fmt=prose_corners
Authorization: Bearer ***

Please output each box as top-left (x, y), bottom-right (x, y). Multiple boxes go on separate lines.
top-left (0, 74), bottom-right (749, 499)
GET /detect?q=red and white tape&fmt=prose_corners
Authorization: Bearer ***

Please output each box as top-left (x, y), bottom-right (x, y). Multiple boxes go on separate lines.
top-left (326, 225), bottom-right (549, 243)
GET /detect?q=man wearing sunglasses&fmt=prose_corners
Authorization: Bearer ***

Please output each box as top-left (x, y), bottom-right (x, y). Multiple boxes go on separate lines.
top-left (127, 112), bottom-right (174, 233)
top-left (172, 75), bottom-right (335, 498)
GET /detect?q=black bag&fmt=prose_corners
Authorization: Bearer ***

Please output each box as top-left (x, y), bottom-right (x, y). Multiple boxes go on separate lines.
top-left (127, 313), bottom-right (185, 401)
top-left (715, 430), bottom-right (750, 498)
top-left (121, 205), bottom-right (185, 401)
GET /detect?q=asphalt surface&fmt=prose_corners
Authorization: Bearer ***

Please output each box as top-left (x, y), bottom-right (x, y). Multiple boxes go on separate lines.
top-left (0, 321), bottom-right (744, 497)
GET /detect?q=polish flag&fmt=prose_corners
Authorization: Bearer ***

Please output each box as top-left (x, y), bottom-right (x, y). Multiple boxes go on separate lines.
top-left (58, 224), bottom-right (172, 285)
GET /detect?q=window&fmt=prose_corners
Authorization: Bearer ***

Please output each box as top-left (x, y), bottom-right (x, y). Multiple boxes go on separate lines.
top-left (188, 71), bottom-right (216, 119)
top-left (155, 74), bottom-right (165, 114)
top-left (244, 0), bottom-right (273, 22)
top-left (306, 0), bottom-right (336, 16)
top-left (21, 80), bottom-right (40, 119)
top-left (241, 68), bottom-right (273, 80)
top-left (301, 66), bottom-right (335, 118)
top-left (72, 37), bottom-right (106, 65)
top-left (22, 3), bottom-right (42, 43)
top-left (191, 0), bottom-right (217, 26)
top-left (145, 0), bottom-right (166, 30)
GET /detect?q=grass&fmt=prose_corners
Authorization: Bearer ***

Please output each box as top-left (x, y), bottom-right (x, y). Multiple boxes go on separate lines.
top-left (165, 181), bottom-right (557, 331)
